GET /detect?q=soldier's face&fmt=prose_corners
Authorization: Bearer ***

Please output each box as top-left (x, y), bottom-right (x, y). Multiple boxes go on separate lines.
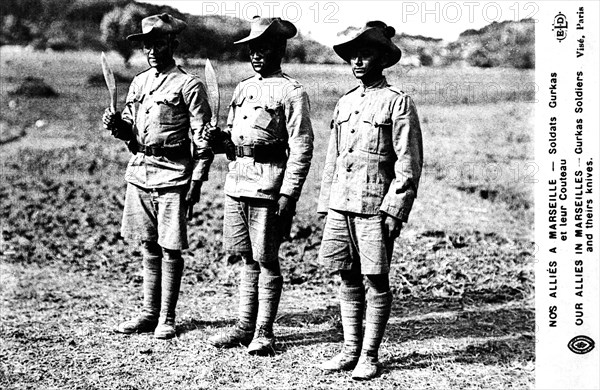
top-left (249, 40), bottom-right (283, 75)
top-left (143, 37), bottom-right (174, 69)
top-left (350, 47), bottom-right (383, 80)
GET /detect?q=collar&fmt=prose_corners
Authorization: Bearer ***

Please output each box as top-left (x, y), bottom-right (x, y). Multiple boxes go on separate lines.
top-left (256, 68), bottom-right (283, 80)
top-left (360, 76), bottom-right (388, 91)
top-left (152, 61), bottom-right (177, 76)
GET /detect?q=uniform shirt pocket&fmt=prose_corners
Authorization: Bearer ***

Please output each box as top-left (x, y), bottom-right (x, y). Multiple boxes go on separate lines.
top-left (359, 113), bottom-right (393, 156)
top-left (252, 102), bottom-right (284, 140)
top-left (335, 110), bottom-right (352, 152)
top-left (126, 92), bottom-right (143, 124)
top-left (126, 92), bottom-right (143, 106)
top-left (252, 103), bottom-right (282, 129)
top-left (154, 93), bottom-right (182, 125)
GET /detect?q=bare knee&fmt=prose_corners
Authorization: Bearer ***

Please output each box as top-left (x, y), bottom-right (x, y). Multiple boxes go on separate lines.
top-left (365, 274), bottom-right (390, 294)
top-left (142, 241), bottom-right (162, 258)
top-left (163, 248), bottom-right (183, 263)
top-left (260, 260), bottom-right (280, 276)
top-left (339, 267), bottom-right (363, 288)
top-left (241, 254), bottom-right (280, 276)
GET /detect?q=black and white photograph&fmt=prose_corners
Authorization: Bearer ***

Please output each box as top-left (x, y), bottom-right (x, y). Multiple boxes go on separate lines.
top-left (0, 1), bottom-right (597, 389)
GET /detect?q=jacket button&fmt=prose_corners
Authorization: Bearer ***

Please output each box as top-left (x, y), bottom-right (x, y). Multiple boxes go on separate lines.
top-left (348, 148), bottom-right (353, 153)
top-left (350, 129), bottom-right (355, 133)
top-left (360, 93), bottom-right (365, 97)
top-left (346, 167), bottom-right (352, 172)
top-left (354, 110), bottom-right (359, 114)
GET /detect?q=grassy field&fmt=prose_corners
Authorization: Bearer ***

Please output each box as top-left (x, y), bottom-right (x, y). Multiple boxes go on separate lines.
top-left (1, 47), bottom-right (534, 389)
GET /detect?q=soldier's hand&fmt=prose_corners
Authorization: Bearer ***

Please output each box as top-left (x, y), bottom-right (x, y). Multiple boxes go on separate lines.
top-left (277, 194), bottom-right (296, 216)
top-left (186, 180), bottom-right (202, 220)
top-left (383, 213), bottom-right (402, 241)
top-left (201, 125), bottom-right (220, 142)
top-left (277, 194), bottom-right (296, 242)
top-left (223, 136), bottom-right (236, 161)
top-left (102, 108), bottom-right (120, 130)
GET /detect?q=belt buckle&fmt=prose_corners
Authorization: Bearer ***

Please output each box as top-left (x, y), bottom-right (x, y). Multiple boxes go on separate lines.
top-left (236, 145), bottom-right (252, 157)
top-left (143, 145), bottom-right (160, 157)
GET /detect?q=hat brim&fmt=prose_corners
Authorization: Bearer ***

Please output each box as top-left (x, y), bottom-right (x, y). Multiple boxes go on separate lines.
top-left (333, 29), bottom-right (401, 68)
top-left (234, 20), bottom-right (296, 44)
top-left (126, 29), bottom-right (166, 41)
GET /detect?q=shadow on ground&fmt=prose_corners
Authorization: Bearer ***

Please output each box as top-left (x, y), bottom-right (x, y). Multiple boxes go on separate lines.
top-left (177, 318), bottom-right (237, 336)
top-left (274, 291), bottom-right (534, 364)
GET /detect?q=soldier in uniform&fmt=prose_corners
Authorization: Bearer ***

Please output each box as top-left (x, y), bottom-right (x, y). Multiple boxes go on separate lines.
top-left (207, 16), bottom-right (314, 356)
top-left (317, 21), bottom-right (423, 379)
top-left (102, 14), bottom-right (214, 339)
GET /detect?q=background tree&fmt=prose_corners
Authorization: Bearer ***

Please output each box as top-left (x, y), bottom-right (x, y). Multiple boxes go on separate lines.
top-left (100, 3), bottom-right (146, 67)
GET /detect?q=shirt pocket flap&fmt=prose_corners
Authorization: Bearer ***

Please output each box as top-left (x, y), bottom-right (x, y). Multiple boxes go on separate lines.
top-left (126, 91), bottom-right (143, 105)
top-left (252, 105), bottom-right (273, 129)
top-left (336, 110), bottom-right (352, 125)
top-left (363, 112), bottom-right (392, 128)
top-left (155, 93), bottom-right (180, 107)
top-left (264, 102), bottom-right (283, 112)
top-left (231, 96), bottom-right (246, 107)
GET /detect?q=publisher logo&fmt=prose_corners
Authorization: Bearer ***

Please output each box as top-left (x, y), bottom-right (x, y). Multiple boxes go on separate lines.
top-left (552, 12), bottom-right (568, 42)
top-left (567, 335), bottom-right (595, 355)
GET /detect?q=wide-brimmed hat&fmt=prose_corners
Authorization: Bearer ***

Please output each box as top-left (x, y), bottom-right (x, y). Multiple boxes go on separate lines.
top-left (234, 16), bottom-right (297, 44)
top-left (127, 13), bottom-right (187, 41)
top-left (333, 21), bottom-right (402, 68)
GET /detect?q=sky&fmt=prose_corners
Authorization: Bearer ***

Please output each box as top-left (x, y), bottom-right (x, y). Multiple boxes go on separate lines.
top-left (138, 0), bottom-right (534, 45)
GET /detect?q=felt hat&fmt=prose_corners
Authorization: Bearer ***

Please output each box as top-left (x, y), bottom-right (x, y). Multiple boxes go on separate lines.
top-left (333, 21), bottom-right (402, 68)
top-left (127, 13), bottom-right (187, 41)
top-left (234, 16), bottom-right (297, 44)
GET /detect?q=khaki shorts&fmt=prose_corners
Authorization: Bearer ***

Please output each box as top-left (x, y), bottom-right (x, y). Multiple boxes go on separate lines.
top-left (223, 195), bottom-right (281, 263)
top-left (121, 183), bottom-right (188, 250)
top-left (319, 209), bottom-right (393, 275)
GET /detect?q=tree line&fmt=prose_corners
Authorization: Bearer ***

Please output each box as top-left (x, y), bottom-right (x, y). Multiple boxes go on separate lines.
top-left (1, 0), bottom-right (337, 64)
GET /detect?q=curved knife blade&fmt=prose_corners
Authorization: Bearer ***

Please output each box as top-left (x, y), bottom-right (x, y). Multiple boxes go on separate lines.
top-left (204, 58), bottom-right (220, 127)
top-left (101, 52), bottom-right (117, 112)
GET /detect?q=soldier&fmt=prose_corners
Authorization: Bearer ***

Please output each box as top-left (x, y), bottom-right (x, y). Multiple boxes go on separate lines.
top-left (207, 16), bottom-right (314, 356)
top-left (101, 13), bottom-right (214, 339)
top-left (317, 21), bottom-right (423, 380)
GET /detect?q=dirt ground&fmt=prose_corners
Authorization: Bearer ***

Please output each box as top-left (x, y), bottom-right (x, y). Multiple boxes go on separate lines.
top-left (1, 47), bottom-right (535, 389)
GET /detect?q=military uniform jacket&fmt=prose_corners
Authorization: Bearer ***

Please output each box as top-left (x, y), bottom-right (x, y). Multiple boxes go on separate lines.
top-left (121, 64), bottom-right (214, 189)
top-left (225, 70), bottom-right (314, 201)
top-left (317, 77), bottom-right (423, 222)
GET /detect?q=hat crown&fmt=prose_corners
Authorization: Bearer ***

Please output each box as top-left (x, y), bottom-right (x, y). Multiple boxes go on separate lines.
top-left (234, 16), bottom-right (296, 44)
top-left (129, 13), bottom-right (187, 39)
top-left (365, 21), bottom-right (396, 38)
top-left (333, 20), bottom-right (402, 68)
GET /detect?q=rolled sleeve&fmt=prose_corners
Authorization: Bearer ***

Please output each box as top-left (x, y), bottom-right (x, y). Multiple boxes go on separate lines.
top-left (380, 95), bottom-right (423, 222)
top-left (279, 88), bottom-right (314, 200)
top-left (184, 78), bottom-right (214, 181)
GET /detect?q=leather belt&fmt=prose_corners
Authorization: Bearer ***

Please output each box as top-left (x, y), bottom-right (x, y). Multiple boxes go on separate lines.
top-left (234, 142), bottom-right (288, 162)
top-left (135, 139), bottom-right (190, 157)
top-left (235, 145), bottom-right (255, 158)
